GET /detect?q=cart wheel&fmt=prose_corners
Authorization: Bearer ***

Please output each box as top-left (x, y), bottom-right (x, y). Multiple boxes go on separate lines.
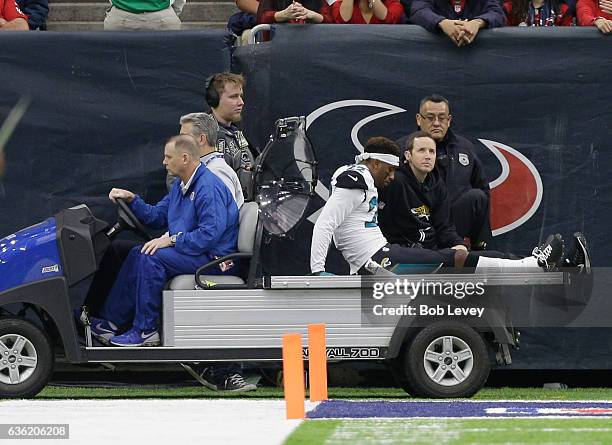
top-left (403, 321), bottom-right (490, 398)
top-left (0, 317), bottom-right (54, 398)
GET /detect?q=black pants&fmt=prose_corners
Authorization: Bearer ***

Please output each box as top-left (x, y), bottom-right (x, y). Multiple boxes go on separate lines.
top-left (451, 189), bottom-right (492, 248)
top-left (367, 244), bottom-right (456, 274)
top-left (366, 244), bottom-right (517, 274)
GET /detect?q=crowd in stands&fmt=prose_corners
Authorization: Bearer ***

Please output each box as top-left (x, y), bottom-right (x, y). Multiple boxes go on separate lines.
top-left (2, 0), bottom-right (609, 33)
top-left (229, 0), bottom-right (612, 34)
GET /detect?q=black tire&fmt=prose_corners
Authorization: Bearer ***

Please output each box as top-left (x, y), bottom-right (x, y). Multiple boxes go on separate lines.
top-left (0, 317), bottom-right (54, 398)
top-left (402, 321), bottom-right (490, 398)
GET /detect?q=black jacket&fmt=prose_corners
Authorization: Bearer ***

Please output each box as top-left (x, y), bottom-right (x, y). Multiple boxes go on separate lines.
top-left (214, 119), bottom-right (257, 201)
top-left (378, 158), bottom-right (465, 250)
top-left (397, 129), bottom-right (489, 204)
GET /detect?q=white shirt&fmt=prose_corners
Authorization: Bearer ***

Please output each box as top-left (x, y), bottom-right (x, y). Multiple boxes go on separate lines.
top-left (201, 152), bottom-right (245, 208)
top-left (310, 164), bottom-right (388, 274)
top-left (180, 163), bottom-right (201, 195)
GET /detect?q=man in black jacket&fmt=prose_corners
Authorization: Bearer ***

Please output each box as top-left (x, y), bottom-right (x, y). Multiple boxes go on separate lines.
top-left (380, 131), bottom-right (467, 253)
top-left (398, 94), bottom-right (491, 249)
top-left (379, 132), bottom-right (589, 272)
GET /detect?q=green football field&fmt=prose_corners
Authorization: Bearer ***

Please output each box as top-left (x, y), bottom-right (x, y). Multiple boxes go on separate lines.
top-left (283, 388), bottom-right (612, 444)
top-left (285, 418), bottom-right (612, 444)
top-left (37, 386), bottom-right (612, 444)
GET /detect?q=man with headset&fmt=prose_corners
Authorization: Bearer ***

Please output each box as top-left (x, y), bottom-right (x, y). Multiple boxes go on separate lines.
top-left (205, 72), bottom-right (257, 201)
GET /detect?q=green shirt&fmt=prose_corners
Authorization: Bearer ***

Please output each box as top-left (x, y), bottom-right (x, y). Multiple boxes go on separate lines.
top-left (112, 0), bottom-right (170, 14)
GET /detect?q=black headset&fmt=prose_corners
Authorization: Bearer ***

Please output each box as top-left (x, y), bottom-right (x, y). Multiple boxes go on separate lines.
top-left (204, 74), bottom-right (219, 109)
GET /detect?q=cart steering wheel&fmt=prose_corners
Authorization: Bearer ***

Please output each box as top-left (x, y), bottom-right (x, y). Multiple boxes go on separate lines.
top-left (115, 197), bottom-right (153, 241)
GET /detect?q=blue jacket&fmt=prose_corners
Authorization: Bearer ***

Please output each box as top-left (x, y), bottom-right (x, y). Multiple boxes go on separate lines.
top-left (16, 0), bottom-right (49, 30)
top-left (129, 164), bottom-right (239, 257)
top-left (409, 0), bottom-right (505, 32)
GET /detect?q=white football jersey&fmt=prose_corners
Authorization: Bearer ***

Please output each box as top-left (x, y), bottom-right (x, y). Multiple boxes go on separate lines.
top-left (311, 164), bottom-right (388, 274)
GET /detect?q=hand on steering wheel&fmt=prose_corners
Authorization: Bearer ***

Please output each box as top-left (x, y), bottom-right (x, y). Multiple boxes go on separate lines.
top-left (112, 197), bottom-right (153, 241)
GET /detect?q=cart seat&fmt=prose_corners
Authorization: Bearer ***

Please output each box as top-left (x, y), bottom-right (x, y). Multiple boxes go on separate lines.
top-left (168, 202), bottom-right (259, 290)
top-left (168, 274), bottom-right (245, 289)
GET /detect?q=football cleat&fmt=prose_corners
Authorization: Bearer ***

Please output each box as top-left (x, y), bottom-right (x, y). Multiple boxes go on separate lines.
top-left (532, 234), bottom-right (564, 271)
top-left (562, 232), bottom-right (591, 274)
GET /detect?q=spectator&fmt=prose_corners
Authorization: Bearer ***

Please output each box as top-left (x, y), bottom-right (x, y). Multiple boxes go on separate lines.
top-left (410, 0), bottom-right (504, 46)
top-left (258, 0), bottom-right (327, 23)
top-left (332, 0), bottom-right (404, 23)
top-left (103, 0), bottom-right (182, 30)
top-left (227, 0), bottom-right (258, 36)
top-left (504, 0), bottom-right (573, 25)
top-left (577, 0), bottom-right (612, 33)
top-left (238, 0), bottom-right (259, 13)
top-left (0, 0), bottom-right (29, 30)
top-left (397, 94), bottom-right (491, 249)
top-left (16, 0), bottom-right (47, 29)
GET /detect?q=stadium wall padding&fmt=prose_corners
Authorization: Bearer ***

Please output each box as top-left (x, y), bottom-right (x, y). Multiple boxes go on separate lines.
top-left (0, 30), bottom-right (230, 231)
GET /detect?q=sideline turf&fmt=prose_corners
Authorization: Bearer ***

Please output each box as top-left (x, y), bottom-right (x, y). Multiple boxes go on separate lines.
top-left (34, 386), bottom-right (612, 444)
top-left (37, 386), bottom-right (612, 400)
top-left (285, 418), bottom-right (612, 445)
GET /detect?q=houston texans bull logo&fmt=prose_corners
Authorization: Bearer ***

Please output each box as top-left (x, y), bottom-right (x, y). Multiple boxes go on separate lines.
top-left (305, 100), bottom-right (543, 237)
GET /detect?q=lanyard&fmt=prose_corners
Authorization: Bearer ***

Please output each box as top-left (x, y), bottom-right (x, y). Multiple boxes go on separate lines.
top-left (202, 153), bottom-right (225, 167)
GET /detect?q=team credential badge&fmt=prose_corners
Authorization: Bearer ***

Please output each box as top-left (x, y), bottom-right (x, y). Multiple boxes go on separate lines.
top-left (459, 153), bottom-right (469, 166)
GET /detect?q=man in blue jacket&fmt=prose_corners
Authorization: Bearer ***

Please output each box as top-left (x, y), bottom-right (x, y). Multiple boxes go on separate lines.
top-left (91, 134), bottom-right (239, 347)
top-left (409, 0), bottom-right (505, 46)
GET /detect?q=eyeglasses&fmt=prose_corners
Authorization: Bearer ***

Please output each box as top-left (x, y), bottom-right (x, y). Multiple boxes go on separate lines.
top-left (419, 113), bottom-right (450, 123)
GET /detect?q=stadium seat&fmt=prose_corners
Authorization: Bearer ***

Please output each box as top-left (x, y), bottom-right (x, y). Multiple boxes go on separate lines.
top-left (168, 202), bottom-right (261, 290)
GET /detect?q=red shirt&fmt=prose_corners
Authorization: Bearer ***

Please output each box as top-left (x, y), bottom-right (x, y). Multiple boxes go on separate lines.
top-left (576, 0), bottom-right (612, 25)
top-left (332, 0), bottom-right (404, 23)
top-left (0, 0), bottom-right (28, 21)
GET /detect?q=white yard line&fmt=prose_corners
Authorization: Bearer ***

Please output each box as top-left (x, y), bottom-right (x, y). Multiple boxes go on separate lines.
top-left (0, 399), bottom-right (318, 445)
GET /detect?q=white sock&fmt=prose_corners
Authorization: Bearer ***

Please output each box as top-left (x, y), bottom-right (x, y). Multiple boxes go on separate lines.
top-left (474, 255), bottom-right (539, 273)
